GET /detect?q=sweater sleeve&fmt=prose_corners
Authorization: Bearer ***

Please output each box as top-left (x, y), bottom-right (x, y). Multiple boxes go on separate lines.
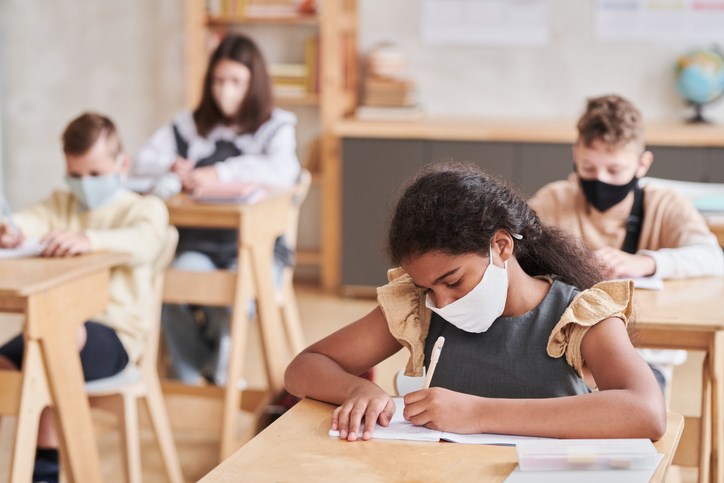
top-left (213, 124), bottom-right (301, 188)
top-left (13, 191), bottom-right (70, 239)
top-left (84, 196), bottom-right (169, 266)
top-left (132, 123), bottom-right (178, 178)
top-left (639, 238), bottom-right (724, 278)
top-left (638, 190), bottom-right (724, 278)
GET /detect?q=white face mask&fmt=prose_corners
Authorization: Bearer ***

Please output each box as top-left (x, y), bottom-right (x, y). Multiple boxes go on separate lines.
top-left (425, 242), bottom-right (509, 333)
top-left (65, 173), bottom-right (121, 210)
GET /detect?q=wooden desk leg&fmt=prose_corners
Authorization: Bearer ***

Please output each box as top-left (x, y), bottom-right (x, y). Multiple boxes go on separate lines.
top-left (250, 241), bottom-right (289, 395)
top-left (220, 248), bottom-right (255, 460)
top-left (710, 332), bottom-right (723, 483)
top-left (9, 341), bottom-right (50, 483)
top-left (39, 329), bottom-right (102, 482)
top-left (699, 352), bottom-right (712, 483)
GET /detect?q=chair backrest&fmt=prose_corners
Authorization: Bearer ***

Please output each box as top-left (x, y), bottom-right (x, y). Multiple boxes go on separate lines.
top-left (284, 169), bottom-right (312, 251)
top-left (141, 226), bottom-right (179, 373)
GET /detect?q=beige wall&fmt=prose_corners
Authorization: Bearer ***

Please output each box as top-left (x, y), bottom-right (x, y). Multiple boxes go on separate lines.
top-left (359, 0), bottom-right (724, 123)
top-left (0, 0), bottom-right (185, 208)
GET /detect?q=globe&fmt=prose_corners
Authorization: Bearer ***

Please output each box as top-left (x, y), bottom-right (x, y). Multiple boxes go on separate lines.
top-left (675, 47), bottom-right (724, 123)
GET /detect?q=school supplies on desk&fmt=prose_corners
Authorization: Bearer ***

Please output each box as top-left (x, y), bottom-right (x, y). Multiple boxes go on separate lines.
top-left (515, 438), bottom-right (659, 471)
top-left (0, 239), bottom-right (45, 259)
top-left (328, 397), bottom-right (550, 445)
top-left (505, 454), bottom-right (663, 483)
top-left (192, 182), bottom-right (267, 204)
top-left (630, 276), bottom-right (664, 291)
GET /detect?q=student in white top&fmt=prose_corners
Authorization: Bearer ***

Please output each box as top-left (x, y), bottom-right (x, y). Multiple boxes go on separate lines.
top-left (132, 34), bottom-right (300, 385)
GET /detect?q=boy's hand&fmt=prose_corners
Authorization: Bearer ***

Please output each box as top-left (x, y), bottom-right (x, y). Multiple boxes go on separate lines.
top-left (0, 224), bottom-right (24, 248)
top-left (181, 165), bottom-right (219, 192)
top-left (595, 247), bottom-right (656, 278)
top-left (41, 230), bottom-right (91, 257)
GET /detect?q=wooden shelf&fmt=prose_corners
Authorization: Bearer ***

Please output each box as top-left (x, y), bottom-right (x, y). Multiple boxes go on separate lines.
top-left (275, 94), bottom-right (320, 106)
top-left (207, 14), bottom-right (319, 26)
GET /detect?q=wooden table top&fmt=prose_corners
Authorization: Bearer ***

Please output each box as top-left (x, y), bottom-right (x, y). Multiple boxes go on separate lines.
top-left (0, 252), bottom-right (130, 297)
top-left (635, 277), bottom-right (724, 329)
top-left (335, 116), bottom-right (724, 147)
top-left (200, 398), bottom-right (684, 483)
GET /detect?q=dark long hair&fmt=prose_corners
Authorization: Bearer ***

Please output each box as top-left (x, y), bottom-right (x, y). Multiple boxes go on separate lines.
top-left (193, 34), bottom-right (274, 137)
top-left (388, 162), bottom-right (608, 290)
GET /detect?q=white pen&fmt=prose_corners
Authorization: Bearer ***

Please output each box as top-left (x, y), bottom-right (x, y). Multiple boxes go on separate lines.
top-left (1, 195), bottom-right (18, 233)
top-left (423, 336), bottom-right (445, 389)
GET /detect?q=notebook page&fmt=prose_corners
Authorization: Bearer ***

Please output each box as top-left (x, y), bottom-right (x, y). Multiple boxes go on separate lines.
top-left (0, 239), bottom-right (44, 259)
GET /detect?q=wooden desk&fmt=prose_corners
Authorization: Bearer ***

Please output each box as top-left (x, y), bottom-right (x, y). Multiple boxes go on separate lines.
top-left (0, 252), bottom-right (129, 483)
top-left (162, 192), bottom-right (300, 459)
top-left (199, 398), bottom-right (684, 483)
top-left (634, 277), bottom-right (724, 483)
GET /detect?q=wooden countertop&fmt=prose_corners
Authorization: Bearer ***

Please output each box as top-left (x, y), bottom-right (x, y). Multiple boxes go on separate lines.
top-left (335, 116), bottom-right (724, 147)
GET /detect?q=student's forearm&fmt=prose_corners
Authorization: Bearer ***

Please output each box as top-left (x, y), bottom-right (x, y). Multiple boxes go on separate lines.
top-left (640, 239), bottom-right (724, 278)
top-left (473, 389), bottom-right (666, 440)
top-left (285, 352), bottom-right (380, 404)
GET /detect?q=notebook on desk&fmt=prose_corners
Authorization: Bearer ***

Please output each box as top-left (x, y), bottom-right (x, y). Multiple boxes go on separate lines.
top-left (0, 239), bottom-right (45, 259)
top-left (192, 183), bottom-right (266, 204)
top-left (328, 397), bottom-right (549, 445)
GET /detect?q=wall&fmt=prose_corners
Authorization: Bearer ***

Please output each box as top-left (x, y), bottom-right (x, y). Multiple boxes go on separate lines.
top-left (0, 0), bottom-right (185, 208)
top-left (358, 0), bottom-right (724, 123)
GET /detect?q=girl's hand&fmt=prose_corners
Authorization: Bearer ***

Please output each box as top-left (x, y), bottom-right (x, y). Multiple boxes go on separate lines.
top-left (41, 230), bottom-right (91, 257)
top-left (403, 387), bottom-right (483, 433)
top-left (595, 247), bottom-right (656, 278)
top-left (331, 383), bottom-right (395, 442)
top-left (170, 157), bottom-right (194, 177)
top-left (181, 166), bottom-right (219, 192)
top-left (0, 224), bottom-right (24, 248)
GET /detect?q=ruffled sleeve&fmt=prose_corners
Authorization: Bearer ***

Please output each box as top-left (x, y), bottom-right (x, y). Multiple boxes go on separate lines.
top-left (376, 267), bottom-right (431, 376)
top-left (547, 280), bottom-right (636, 377)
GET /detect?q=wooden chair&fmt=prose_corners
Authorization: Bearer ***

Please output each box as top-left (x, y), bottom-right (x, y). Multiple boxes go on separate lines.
top-left (85, 227), bottom-right (184, 483)
top-left (276, 169), bottom-right (312, 355)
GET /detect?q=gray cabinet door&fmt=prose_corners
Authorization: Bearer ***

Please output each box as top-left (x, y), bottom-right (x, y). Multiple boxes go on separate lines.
top-left (341, 139), bottom-right (427, 287)
top-left (428, 141), bottom-right (515, 182)
top-left (515, 143), bottom-right (573, 198)
top-left (647, 146), bottom-right (707, 181)
top-left (705, 148), bottom-right (724, 182)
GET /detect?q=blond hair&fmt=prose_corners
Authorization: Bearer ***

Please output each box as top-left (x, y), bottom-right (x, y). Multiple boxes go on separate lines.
top-left (576, 95), bottom-right (644, 151)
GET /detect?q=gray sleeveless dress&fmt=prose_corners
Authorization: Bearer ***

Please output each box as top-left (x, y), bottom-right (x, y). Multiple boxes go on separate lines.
top-left (423, 279), bottom-right (591, 398)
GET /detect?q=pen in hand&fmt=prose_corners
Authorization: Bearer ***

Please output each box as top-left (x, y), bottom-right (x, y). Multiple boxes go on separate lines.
top-left (1, 195), bottom-right (18, 233)
top-left (423, 336), bottom-right (445, 389)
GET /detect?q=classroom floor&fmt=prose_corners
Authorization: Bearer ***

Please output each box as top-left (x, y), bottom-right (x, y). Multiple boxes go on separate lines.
top-left (0, 283), bottom-right (701, 482)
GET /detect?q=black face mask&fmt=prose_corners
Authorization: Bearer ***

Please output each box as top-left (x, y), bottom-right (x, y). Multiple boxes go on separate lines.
top-left (578, 175), bottom-right (638, 212)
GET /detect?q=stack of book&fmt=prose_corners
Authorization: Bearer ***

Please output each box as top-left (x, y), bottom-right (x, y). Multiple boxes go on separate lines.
top-left (207, 0), bottom-right (316, 17)
top-left (363, 77), bottom-right (416, 107)
top-left (356, 44), bottom-right (421, 121)
top-left (270, 63), bottom-right (308, 98)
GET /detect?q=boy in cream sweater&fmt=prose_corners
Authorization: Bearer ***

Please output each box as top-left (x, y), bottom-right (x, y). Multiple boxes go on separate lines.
top-left (528, 94), bottom-right (724, 392)
top-left (0, 112), bottom-right (168, 483)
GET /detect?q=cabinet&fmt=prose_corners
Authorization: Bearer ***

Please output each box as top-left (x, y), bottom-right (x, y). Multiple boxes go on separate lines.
top-left (184, 0), bottom-right (358, 286)
top-left (338, 119), bottom-right (724, 290)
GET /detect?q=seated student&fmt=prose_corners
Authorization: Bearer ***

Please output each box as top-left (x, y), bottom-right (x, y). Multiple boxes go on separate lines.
top-left (528, 94), bottom-right (724, 390)
top-left (132, 33), bottom-right (300, 386)
top-left (0, 112), bottom-right (168, 483)
top-left (285, 162), bottom-right (665, 441)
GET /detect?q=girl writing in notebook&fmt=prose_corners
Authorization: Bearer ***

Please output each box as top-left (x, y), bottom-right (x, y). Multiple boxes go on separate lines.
top-left (133, 34), bottom-right (300, 385)
top-left (285, 162), bottom-right (665, 441)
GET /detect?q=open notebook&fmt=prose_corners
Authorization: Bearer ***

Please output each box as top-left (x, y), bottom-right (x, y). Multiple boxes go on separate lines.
top-left (192, 182), bottom-right (266, 204)
top-left (328, 397), bottom-right (549, 445)
top-left (0, 239), bottom-right (45, 259)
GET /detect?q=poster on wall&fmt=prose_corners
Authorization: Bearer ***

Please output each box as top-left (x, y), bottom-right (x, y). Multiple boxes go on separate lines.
top-left (420, 0), bottom-right (549, 47)
top-left (595, 0), bottom-right (724, 42)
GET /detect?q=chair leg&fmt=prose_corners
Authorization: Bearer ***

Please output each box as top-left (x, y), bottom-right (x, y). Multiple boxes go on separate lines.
top-left (142, 376), bottom-right (184, 483)
top-left (94, 394), bottom-right (142, 483)
top-left (280, 274), bottom-right (305, 356)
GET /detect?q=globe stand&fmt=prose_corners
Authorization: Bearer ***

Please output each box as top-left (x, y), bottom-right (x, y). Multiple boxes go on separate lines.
top-left (686, 103), bottom-right (712, 124)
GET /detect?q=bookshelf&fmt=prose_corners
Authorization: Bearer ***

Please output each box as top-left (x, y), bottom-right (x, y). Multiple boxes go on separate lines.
top-left (184, 0), bottom-right (358, 289)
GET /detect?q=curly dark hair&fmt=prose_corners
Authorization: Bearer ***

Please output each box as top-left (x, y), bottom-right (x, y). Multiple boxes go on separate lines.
top-left (388, 162), bottom-right (608, 290)
top-left (577, 94), bottom-right (644, 150)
